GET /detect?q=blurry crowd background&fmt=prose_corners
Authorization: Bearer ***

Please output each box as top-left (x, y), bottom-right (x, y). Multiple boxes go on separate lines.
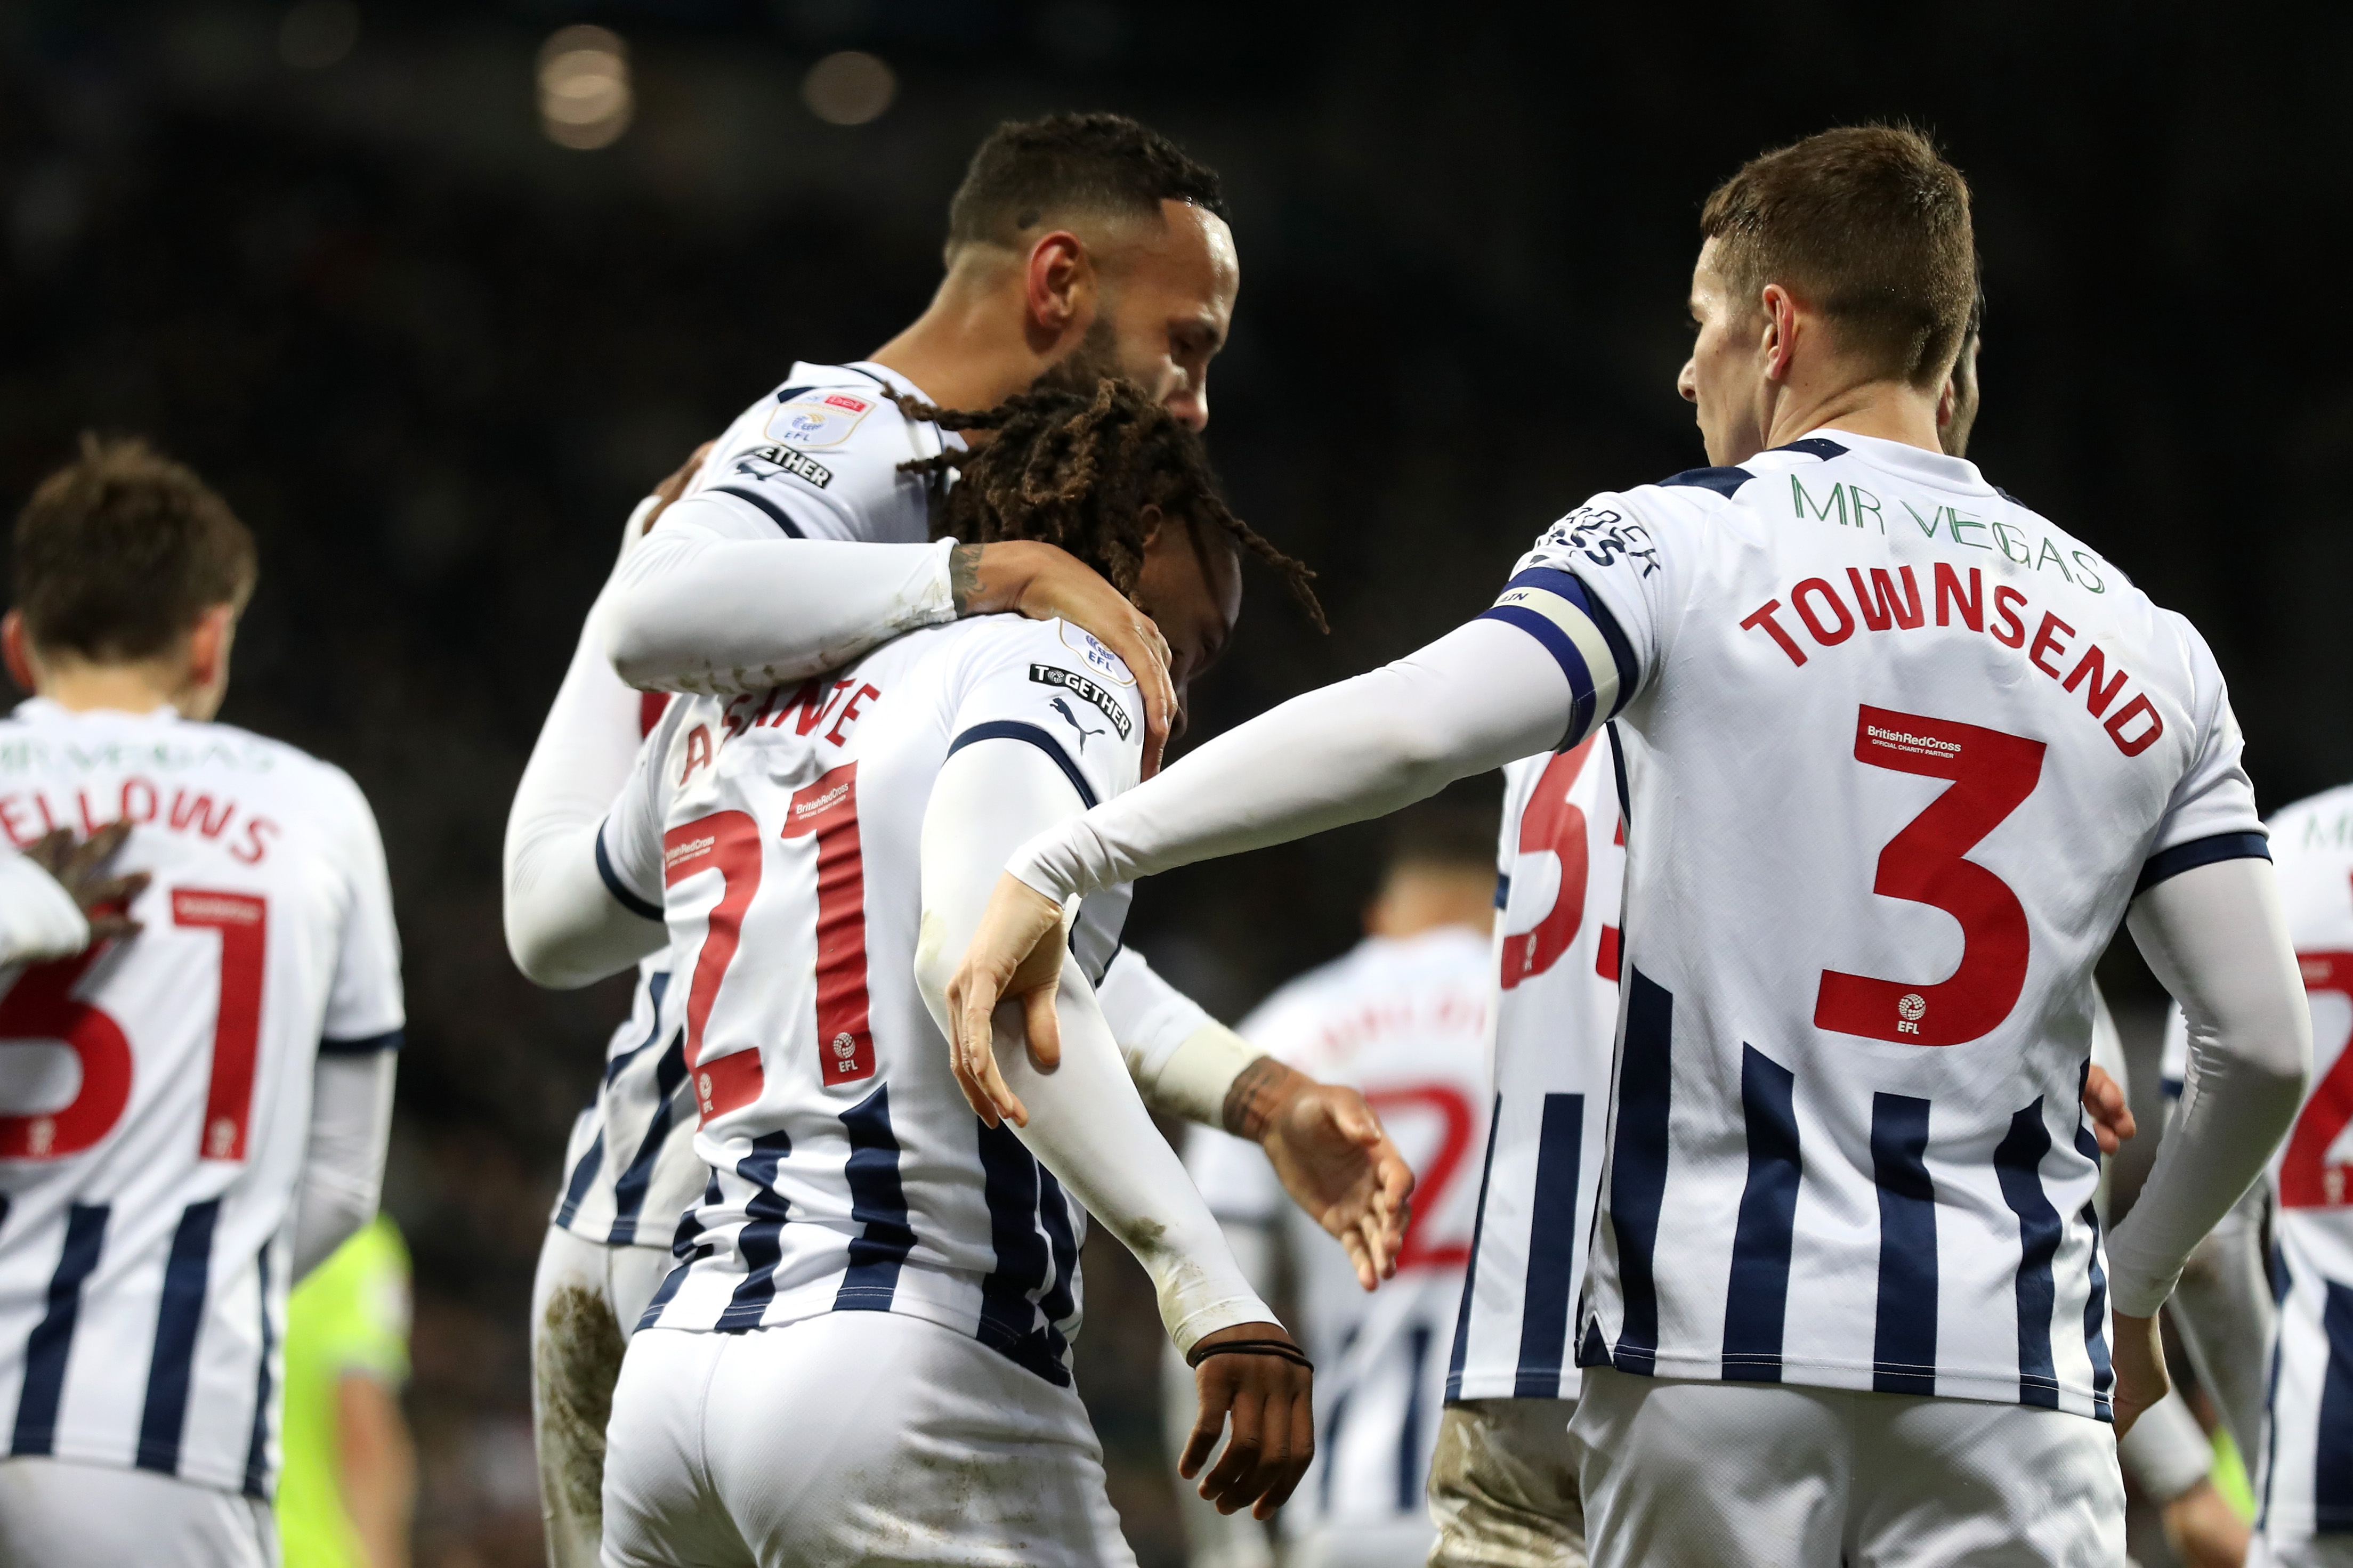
top-left (2, 3), bottom-right (2347, 1563)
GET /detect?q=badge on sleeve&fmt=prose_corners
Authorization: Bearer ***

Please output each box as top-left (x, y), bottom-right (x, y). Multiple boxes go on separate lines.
top-left (763, 389), bottom-right (877, 450)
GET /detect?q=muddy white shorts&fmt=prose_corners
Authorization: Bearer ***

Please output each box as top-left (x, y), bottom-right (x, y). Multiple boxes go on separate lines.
top-left (1571, 1366), bottom-right (2123, 1567)
top-left (601, 1311), bottom-right (1135, 1568)
top-left (532, 1223), bottom-right (675, 1568)
top-left (0, 1455), bottom-right (278, 1568)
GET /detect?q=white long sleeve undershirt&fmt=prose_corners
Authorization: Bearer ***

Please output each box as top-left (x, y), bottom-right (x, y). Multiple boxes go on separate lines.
top-left (605, 502), bottom-right (957, 697)
top-left (290, 1049), bottom-right (398, 1280)
top-left (2111, 857), bottom-right (2311, 1317)
top-left (0, 851), bottom-right (87, 965)
top-left (916, 737), bottom-right (1275, 1354)
top-left (504, 501), bottom-right (670, 989)
top-left (1010, 617), bottom-right (1570, 901)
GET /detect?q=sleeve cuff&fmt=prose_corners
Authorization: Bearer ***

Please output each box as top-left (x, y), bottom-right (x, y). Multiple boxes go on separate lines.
top-left (2136, 830), bottom-right (2270, 896)
top-left (595, 824), bottom-right (665, 921)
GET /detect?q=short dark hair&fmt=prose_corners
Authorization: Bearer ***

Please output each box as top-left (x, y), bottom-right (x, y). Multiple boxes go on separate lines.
top-left (897, 376), bottom-right (1324, 633)
top-left (1384, 799), bottom-right (1498, 879)
top-left (1700, 124), bottom-right (1975, 387)
top-left (945, 112), bottom-right (1227, 257)
top-left (13, 435), bottom-right (257, 662)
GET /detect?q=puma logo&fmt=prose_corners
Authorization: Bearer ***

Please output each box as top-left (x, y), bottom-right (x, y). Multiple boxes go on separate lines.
top-left (1050, 697), bottom-right (1106, 751)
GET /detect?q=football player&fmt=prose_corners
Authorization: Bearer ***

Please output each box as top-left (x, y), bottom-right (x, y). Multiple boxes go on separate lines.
top-left (1172, 805), bottom-right (1500, 1568)
top-left (518, 379), bottom-right (1321, 1565)
top-left (949, 125), bottom-right (2312, 1566)
top-left (0, 438), bottom-right (402, 1567)
top-left (503, 114), bottom-right (1410, 1568)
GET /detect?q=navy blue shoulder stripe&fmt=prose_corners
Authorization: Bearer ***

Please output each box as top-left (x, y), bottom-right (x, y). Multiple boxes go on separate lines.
top-left (772, 384), bottom-right (815, 403)
top-left (1769, 437), bottom-right (1848, 461)
top-left (596, 828), bottom-right (665, 922)
top-left (319, 1029), bottom-right (403, 1055)
top-left (947, 720), bottom-right (1097, 809)
top-left (708, 483), bottom-right (806, 538)
top-left (1658, 466), bottom-right (1753, 498)
top-left (2136, 831), bottom-right (2270, 895)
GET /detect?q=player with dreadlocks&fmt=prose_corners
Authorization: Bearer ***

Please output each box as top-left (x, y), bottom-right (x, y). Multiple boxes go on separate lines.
top-left (522, 377), bottom-right (1327, 1567)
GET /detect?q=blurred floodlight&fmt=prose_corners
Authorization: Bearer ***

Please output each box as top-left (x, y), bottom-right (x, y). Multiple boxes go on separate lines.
top-left (802, 51), bottom-right (895, 126)
top-left (278, 1), bottom-right (359, 70)
top-left (538, 26), bottom-right (633, 150)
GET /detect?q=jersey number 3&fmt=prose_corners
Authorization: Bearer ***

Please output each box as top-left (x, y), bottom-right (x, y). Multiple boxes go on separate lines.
top-left (1816, 706), bottom-right (2046, 1047)
top-left (0, 888), bottom-right (267, 1161)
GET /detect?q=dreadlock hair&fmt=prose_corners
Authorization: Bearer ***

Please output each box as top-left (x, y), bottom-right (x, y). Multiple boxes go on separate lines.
top-left (893, 377), bottom-right (1327, 633)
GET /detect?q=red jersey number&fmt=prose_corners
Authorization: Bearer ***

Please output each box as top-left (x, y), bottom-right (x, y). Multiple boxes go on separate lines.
top-left (1816, 706), bottom-right (2047, 1046)
top-left (1364, 1083), bottom-right (1477, 1272)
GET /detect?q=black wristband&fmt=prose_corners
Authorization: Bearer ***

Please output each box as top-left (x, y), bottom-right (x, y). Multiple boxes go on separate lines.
top-left (1185, 1337), bottom-right (1314, 1372)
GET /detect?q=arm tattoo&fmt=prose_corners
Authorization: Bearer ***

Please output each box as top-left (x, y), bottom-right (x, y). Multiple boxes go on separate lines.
top-left (949, 542), bottom-right (982, 615)
top-left (1223, 1056), bottom-right (1295, 1142)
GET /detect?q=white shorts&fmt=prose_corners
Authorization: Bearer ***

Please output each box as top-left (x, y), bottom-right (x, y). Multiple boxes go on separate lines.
top-left (1570, 1367), bottom-right (2124, 1567)
top-left (0, 1455), bottom-right (278, 1568)
top-left (532, 1224), bottom-right (675, 1568)
top-left (601, 1312), bottom-right (1135, 1568)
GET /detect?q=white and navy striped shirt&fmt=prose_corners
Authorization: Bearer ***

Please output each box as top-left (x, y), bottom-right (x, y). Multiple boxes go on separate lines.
top-left (1484, 431), bottom-right (2266, 1418)
top-left (0, 701), bottom-right (403, 1497)
top-left (1447, 727), bottom-right (1626, 1404)
top-left (548, 360), bottom-right (952, 1250)
top-left (600, 615), bottom-right (1144, 1382)
top-left (2162, 784), bottom-right (2353, 1545)
top-left (1188, 926), bottom-right (1492, 1542)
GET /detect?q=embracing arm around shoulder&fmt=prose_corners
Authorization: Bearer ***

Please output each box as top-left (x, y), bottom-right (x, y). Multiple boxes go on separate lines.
top-left (604, 497), bottom-right (958, 697)
top-left (915, 737), bottom-right (1276, 1354)
top-left (2108, 855), bottom-right (2311, 1316)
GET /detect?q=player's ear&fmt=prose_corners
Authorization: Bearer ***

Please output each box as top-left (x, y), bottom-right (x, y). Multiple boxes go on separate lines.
top-left (2, 610), bottom-right (38, 694)
top-left (1136, 502), bottom-right (1168, 552)
top-left (1024, 231), bottom-right (1091, 338)
top-left (183, 604), bottom-right (236, 692)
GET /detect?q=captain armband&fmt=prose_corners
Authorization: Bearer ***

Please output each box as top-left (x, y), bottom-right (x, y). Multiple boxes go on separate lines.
top-left (1478, 567), bottom-right (1638, 747)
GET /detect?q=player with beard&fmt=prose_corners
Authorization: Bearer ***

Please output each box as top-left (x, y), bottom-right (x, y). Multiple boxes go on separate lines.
top-left (503, 115), bottom-right (1409, 1567)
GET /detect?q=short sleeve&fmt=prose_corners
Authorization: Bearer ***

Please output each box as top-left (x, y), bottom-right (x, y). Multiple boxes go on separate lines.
top-left (596, 700), bottom-right (693, 920)
top-left (1506, 492), bottom-right (1681, 700)
top-left (680, 383), bottom-right (933, 542)
top-left (2137, 620), bottom-right (2267, 893)
top-left (944, 620), bottom-right (1147, 813)
top-left (318, 767), bottom-right (404, 1049)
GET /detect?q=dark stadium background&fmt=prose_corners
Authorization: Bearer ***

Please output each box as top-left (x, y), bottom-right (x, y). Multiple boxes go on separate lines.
top-left (3, 3), bottom-right (2343, 1562)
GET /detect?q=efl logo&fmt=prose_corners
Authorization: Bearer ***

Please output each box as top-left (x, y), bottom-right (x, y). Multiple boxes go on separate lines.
top-left (1895, 992), bottom-right (1927, 1036)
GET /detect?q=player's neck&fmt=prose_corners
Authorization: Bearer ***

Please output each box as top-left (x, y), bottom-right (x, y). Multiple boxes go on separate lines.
top-left (1762, 373), bottom-right (1944, 458)
top-left (28, 650), bottom-right (209, 719)
top-left (868, 274), bottom-right (1058, 421)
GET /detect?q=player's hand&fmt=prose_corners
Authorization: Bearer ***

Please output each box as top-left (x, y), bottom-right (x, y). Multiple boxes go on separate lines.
top-left (1179, 1322), bottom-right (1315, 1520)
top-left (2109, 1310), bottom-right (2169, 1439)
top-left (641, 441), bottom-right (715, 534)
top-left (944, 873), bottom-right (1069, 1128)
top-left (1249, 1073), bottom-right (1415, 1291)
top-left (955, 539), bottom-right (1177, 778)
top-left (2081, 1062), bottom-right (2137, 1155)
top-left (22, 821), bottom-right (148, 944)
top-left (2160, 1478), bottom-right (2251, 1568)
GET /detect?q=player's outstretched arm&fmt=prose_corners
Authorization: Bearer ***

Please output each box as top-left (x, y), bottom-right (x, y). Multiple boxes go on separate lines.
top-left (918, 738), bottom-right (1313, 1518)
top-left (949, 616), bottom-right (1575, 1115)
top-left (503, 466), bottom-right (702, 988)
top-left (1096, 950), bottom-right (1413, 1289)
top-left (0, 821), bottom-right (147, 963)
top-left (2108, 855), bottom-right (2311, 1435)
